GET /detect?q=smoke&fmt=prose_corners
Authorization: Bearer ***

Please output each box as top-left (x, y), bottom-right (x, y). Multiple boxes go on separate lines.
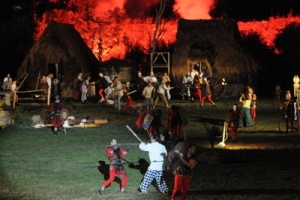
top-left (173, 0), bottom-right (215, 19)
top-left (123, 0), bottom-right (161, 18)
top-left (93, 0), bottom-right (161, 18)
top-left (92, 0), bottom-right (215, 19)
top-left (93, 0), bottom-right (126, 16)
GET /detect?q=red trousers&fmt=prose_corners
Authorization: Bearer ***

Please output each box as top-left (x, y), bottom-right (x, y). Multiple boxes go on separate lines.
top-left (102, 165), bottom-right (128, 189)
top-left (193, 88), bottom-right (202, 102)
top-left (52, 116), bottom-right (62, 128)
top-left (170, 124), bottom-right (182, 138)
top-left (250, 107), bottom-right (256, 123)
top-left (98, 88), bottom-right (105, 99)
top-left (201, 96), bottom-right (215, 105)
top-left (171, 174), bottom-right (191, 200)
top-left (229, 125), bottom-right (237, 141)
top-left (123, 96), bottom-right (133, 110)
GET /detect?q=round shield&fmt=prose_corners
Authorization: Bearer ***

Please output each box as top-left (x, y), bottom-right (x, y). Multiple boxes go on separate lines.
top-left (60, 109), bottom-right (69, 121)
top-left (168, 142), bottom-right (188, 172)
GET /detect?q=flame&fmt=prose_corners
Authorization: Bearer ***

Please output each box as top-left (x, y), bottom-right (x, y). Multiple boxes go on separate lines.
top-left (173, 0), bottom-right (214, 20)
top-left (93, 0), bottom-right (126, 15)
top-left (33, 0), bottom-right (300, 62)
top-left (238, 15), bottom-right (300, 53)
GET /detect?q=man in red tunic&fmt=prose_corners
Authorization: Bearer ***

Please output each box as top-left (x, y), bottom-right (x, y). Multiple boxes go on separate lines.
top-left (99, 139), bottom-right (129, 195)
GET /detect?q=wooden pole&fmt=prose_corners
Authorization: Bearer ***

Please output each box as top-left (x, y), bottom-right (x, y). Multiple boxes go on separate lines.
top-left (13, 91), bottom-right (16, 108)
top-left (35, 69), bottom-right (41, 90)
top-left (47, 87), bottom-right (51, 105)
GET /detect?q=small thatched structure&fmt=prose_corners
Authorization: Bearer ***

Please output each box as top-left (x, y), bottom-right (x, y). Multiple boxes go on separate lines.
top-left (171, 19), bottom-right (259, 87)
top-left (17, 21), bottom-right (100, 91)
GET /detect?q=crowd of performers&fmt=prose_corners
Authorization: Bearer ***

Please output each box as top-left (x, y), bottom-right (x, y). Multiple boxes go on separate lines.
top-left (181, 69), bottom-right (216, 107)
top-left (44, 68), bottom-right (263, 199)
top-left (68, 67), bottom-right (220, 110)
top-left (93, 86), bottom-right (198, 199)
top-left (96, 85), bottom-right (259, 199)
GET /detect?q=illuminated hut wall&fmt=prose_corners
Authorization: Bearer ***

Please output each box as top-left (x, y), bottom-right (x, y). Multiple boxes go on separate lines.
top-left (172, 18), bottom-right (259, 86)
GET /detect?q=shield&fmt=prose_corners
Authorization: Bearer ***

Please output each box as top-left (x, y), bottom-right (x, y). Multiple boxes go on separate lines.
top-left (142, 113), bottom-right (153, 130)
top-left (168, 142), bottom-right (188, 171)
top-left (60, 109), bottom-right (69, 121)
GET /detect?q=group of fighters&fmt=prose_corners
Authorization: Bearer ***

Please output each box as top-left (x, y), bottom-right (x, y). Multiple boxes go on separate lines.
top-left (98, 137), bottom-right (197, 200)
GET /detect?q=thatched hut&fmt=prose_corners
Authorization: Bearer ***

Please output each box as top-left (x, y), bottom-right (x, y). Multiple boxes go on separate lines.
top-left (17, 21), bottom-right (100, 91)
top-left (171, 19), bottom-right (259, 88)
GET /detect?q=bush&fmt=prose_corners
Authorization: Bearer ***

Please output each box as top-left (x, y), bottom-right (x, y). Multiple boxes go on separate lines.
top-left (12, 106), bottom-right (32, 127)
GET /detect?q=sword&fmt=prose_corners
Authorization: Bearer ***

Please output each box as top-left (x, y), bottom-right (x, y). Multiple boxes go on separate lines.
top-left (126, 90), bottom-right (137, 96)
top-left (126, 125), bottom-right (143, 143)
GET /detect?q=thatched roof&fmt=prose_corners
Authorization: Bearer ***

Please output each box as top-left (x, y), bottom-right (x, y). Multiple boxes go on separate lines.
top-left (17, 21), bottom-right (100, 90)
top-left (171, 19), bottom-right (259, 85)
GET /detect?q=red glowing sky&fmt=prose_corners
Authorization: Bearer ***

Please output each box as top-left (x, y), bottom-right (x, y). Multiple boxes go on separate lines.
top-left (36, 0), bottom-right (300, 61)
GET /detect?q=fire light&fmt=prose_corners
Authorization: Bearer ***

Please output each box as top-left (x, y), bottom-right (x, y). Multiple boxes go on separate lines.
top-left (293, 75), bottom-right (300, 97)
top-left (292, 74), bottom-right (300, 133)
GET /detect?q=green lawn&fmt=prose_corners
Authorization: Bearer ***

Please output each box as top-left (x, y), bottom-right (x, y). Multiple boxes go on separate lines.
top-left (1, 98), bottom-right (300, 200)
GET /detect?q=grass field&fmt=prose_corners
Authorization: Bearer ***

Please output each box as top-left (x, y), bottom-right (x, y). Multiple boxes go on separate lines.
top-left (1, 97), bottom-right (300, 200)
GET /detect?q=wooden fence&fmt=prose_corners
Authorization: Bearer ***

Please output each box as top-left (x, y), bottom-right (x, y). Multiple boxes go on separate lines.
top-left (11, 88), bottom-right (51, 108)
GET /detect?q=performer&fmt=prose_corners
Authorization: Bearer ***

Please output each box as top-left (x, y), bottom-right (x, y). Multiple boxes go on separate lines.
top-left (190, 75), bottom-right (202, 103)
top-left (250, 93), bottom-right (257, 123)
top-left (136, 71), bottom-right (146, 100)
top-left (122, 82), bottom-right (133, 110)
top-left (182, 72), bottom-right (193, 100)
top-left (226, 104), bottom-right (241, 142)
top-left (169, 142), bottom-right (198, 200)
top-left (200, 78), bottom-right (216, 107)
top-left (247, 86), bottom-right (256, 123)
top-left (138, 135), bottom-right (169, 196)
top-left (50, 95), bottom-right (65, 135)
top-left (113, 76), bottom-right (123, 111)
top-left (143, 71), bottom-right (158, 83)
top-left (239, 92), bottom-right (253, 127)
top-left (71, 72), bottom-right (83, 101)
top-left (99, 139), bottom-right (129, 195)
top-left (167, 105), bottom-right (183, 140)
top-left (153, 80), bottom-right (170, 109)
top-left (142, 81), bottom-right (155, 110)
top-left (96, 72), bottom-right (109, 103)
top-left (103, 83), bottom-right (115, 105)
top-left (282, 97), bottom-right (297, 133)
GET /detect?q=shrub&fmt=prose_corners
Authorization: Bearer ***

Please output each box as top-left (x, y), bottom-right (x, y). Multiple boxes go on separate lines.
top-left (12, 106), bottom-right (32, 127)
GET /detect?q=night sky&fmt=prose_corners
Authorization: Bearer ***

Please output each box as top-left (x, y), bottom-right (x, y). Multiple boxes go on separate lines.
top-left (211, 0), bottom-right (300, 21)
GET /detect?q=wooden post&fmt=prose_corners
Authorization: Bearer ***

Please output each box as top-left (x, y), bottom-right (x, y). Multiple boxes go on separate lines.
top-left (13, 91), bottom-right (17, 108)
top-left (47, 87), bottom-right (51, 105)
top-left (4, 92), bottom-right (11, 106)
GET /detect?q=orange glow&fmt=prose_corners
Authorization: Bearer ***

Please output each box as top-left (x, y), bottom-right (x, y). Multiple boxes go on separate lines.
top-left (238, 15), bottom-right (300, 53)
top-left (173, 0), bottom-right (214, 20)
top-left (33, 0), bottom-right (300, 61)
top-left (93, 0), bottom-right (126, 15)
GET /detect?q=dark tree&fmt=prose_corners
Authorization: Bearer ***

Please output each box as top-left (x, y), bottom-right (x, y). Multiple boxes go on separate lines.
top-left (274, 23), bottom-right (300, 82)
